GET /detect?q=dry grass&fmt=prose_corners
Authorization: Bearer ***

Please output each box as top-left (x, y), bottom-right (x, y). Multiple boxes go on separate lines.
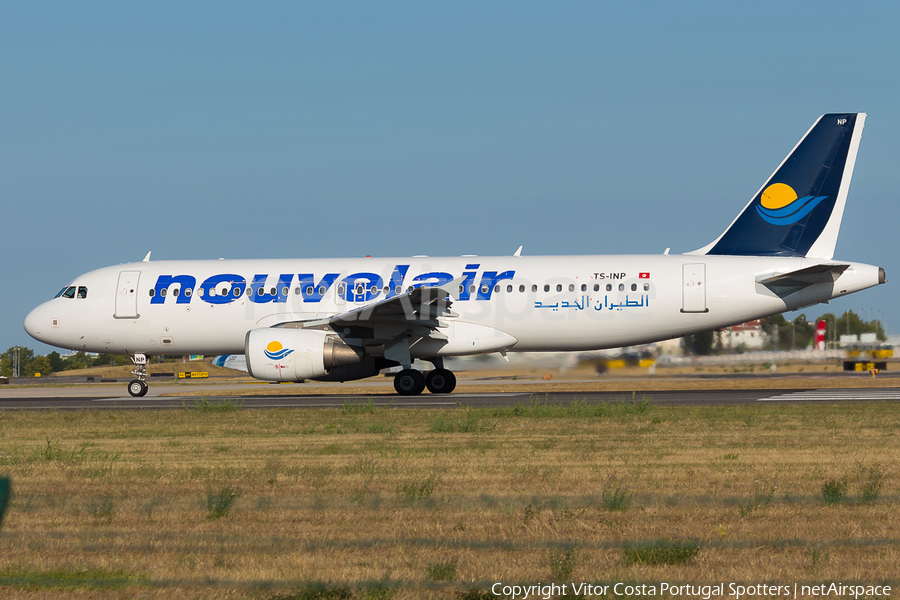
top-left (0, 400), bottom-right (899, 599)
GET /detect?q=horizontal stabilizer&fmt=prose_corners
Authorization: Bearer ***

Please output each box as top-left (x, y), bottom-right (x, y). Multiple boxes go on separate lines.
top-left (756, 263), bottom-right (849, 297)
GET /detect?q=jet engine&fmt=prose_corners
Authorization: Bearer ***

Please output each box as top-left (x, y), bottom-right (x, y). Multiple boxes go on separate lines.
top-left (245, 327), bottom-right (364, 382)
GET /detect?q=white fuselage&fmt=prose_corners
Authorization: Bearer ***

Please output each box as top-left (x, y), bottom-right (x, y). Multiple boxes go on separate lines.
top-left (24, 254), bottom-right (883, 357)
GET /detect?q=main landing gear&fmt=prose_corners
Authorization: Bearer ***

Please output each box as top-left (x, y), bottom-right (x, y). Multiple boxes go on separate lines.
top-left (393, 367), bottom-right (457, 396)
top-left (128, 353), bottom-right (149, 397)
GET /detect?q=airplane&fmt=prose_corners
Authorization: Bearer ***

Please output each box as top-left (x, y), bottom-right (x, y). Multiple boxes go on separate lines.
top-left (24, 113), bottom-right (885, 397)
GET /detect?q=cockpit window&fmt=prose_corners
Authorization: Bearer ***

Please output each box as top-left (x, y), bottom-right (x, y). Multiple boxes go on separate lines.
top-left (77, 286), bottom-right (88, 299)
top-left (54, 287), bottom-right (69, 298)
top-left (60, 286), bottom-right (76, 299)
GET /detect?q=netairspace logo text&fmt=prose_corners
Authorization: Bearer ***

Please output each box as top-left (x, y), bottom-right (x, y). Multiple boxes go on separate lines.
top-left (490, 582), bottom-right (892, 599)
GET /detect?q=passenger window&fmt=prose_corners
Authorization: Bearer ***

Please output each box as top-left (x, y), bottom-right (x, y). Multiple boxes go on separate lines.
top-left (469, 285), bottom-right (476, 293)
top-left (532, 285), bottom-right (537, 292)
top-left (507, 285), bottom-right (513, 293)
top-left (161, 288), bottom-right (167, 297)
top-left (581, 284), bottom-right (586, 292)
top-left (234, 288), bottom-right (242, 297)
top-left (606, 284), bottom-right (612, 292)
top-left (593, 284), bottom-right (599, 292)
top-left (148, 289), bottom-right (155, 298)
top-left (320, 286), bottom-right (327, 295)
top-left (269, 287), bottom-right (276, 296)
top-left (556, 284), bottom-right (562, 292)
top-left (568, 284), bottom-right (575, 292)
top-left (185, 288), bottom-right (192, 297)
top-left (173, 288), bottom-right (179, 297)
top-left (337, 284), bottom-right (346, 296)
top-left (282, 287), bottom-right (289, 296)
top-left (295, 287), bottom-right (301, 295)
top-left (370, 285), bottom-right (377, 294)
top-left (643, 283), bottom-right (650, 291)
top-left (618, 284), bottom-right (624, 292)
top-left (494, 285), bottom-right (500, 293)
top-left (519, 285), bottom-right (525, 293)
top-left (221, 287), bottom-right (229, 296)
top-left (481, 284), bottom-right (489, 294)
top-left (543, 285), bottom-right (549, 292)
top-left (306, 286), bottom-right (314, 295)
top-left (631, 284), bottom-right (637, 291)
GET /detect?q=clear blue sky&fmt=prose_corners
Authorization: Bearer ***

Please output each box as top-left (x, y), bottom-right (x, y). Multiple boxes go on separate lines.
top-left (3, 1), bottom-right (898, 354)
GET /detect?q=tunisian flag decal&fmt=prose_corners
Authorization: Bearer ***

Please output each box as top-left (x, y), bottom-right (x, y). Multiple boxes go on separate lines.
top-left (639, 272), bottom-right (650, 279)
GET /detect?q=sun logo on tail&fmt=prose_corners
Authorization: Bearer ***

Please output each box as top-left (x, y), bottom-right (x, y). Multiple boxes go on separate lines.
top-left (264, 341), bottom-right (294, 360)
top-left (756, 183), bottom-right (828, 225)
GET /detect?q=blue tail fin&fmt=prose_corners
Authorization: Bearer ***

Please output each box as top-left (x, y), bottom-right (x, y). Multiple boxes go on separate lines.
top-left (694, 113), bottom-right (866, 259)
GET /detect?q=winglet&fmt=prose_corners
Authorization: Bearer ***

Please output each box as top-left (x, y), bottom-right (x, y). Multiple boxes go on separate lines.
top-left (438, 276), bottom-right (468, 300)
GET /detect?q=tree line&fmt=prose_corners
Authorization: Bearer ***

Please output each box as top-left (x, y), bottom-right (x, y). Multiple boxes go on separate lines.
top-left (0, 350), bottom-right (177, 378)
top-left (682, 309), bottom-right (887, 356)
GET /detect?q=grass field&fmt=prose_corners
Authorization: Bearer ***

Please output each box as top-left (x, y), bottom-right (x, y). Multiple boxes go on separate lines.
top-left (0, 396), bottom-right (898, 599)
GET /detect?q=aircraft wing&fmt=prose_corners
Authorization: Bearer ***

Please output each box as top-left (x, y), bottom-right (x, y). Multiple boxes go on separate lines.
top-left (279, 277), bottom-right (464, 349)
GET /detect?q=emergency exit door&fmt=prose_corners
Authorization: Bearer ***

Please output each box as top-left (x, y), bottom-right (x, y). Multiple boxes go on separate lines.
top-left (681, 263), bottom-right (708, 313)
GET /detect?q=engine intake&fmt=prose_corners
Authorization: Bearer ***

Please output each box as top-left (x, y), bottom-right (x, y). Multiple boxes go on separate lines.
top-left (245, 327), bottom-right (364, 381)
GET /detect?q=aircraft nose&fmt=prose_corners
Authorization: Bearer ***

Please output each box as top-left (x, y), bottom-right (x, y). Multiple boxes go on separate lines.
top-left (24, 303), bottom-right (49, 342)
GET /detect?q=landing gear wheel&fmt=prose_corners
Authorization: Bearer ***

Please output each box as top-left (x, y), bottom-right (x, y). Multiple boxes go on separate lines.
top-left (394, 369), bottom-right (426, 396)
top-left (425, 369), bottom-right (457, 394)
top-left (128, 379), bottom-right (148, 397)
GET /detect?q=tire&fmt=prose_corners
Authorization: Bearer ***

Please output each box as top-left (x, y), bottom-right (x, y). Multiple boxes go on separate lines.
top-left (393, 369), bottom-right (426, 396)
top-left (128, 379), bottom-right (146, 397)
top-left (425, 368), bottom-right (457, 394)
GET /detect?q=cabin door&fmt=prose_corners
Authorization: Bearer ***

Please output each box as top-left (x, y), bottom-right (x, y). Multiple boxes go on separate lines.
top-left (115, 271), bottom-right (141, 319)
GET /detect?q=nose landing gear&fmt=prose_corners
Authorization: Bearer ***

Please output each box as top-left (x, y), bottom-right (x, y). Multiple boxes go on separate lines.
top-left (128, 353), bottom-right (149, 397)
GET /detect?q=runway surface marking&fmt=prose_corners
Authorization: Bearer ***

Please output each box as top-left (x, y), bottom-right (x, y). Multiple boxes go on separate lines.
top-left (758, 389), bottom-right (900, 402)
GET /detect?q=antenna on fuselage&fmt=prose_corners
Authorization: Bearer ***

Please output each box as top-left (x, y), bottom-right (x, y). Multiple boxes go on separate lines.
top-left (513, 246), bottom-right (523, 257)
top-left (142, 251), bottom-right (152, 262)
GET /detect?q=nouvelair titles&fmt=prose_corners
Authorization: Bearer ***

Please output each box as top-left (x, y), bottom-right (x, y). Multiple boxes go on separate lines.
top-left (149, 264), bottom-right (515, 306)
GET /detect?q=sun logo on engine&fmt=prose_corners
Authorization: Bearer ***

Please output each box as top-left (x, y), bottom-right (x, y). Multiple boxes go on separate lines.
top-left (264, 341), bottom-right (294, 360)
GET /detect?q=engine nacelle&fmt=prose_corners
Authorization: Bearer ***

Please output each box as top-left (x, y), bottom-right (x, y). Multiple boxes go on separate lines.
top-left (245, 327), bottom-right (364, 382)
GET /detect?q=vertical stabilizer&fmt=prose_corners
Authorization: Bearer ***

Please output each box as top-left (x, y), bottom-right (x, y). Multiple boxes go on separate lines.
top-left (692, 113), bottom-right (866, 258)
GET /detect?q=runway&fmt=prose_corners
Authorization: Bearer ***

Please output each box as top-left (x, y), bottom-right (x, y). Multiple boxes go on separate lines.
top-left (3, 385), bottom-right (900, 410)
